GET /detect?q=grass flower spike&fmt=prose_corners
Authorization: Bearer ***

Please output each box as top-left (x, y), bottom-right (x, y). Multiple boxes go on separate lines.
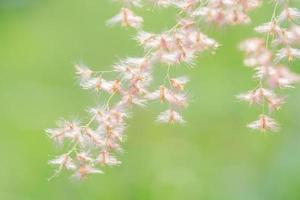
top-left (48, 0), bottom-right (262, 179)
top-left (238, 0), bottom-right (300, 132)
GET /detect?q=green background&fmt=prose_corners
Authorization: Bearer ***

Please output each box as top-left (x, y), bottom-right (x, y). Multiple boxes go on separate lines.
top-left (1, 0), bottom-right (300, 199)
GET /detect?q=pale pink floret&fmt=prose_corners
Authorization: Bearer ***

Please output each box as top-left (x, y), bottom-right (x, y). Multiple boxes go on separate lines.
top-left (119, 94), bottom-right (147, 107)
top-left (80, 77), bottom-right (103, 91)
top-left (172, 0), bottom-right (198, 12)
top-left (170, 76), bottom-right (189, 90)
top-left (89, 107), bottom-right (128, 126)
top-left (73, 165), bottom-right (103, 180)
top-left (267, 66), bottom-right (300, 88)
top-left (244, 52), bottom-right (272, 67)
top-left (237, 88), bottom-right (275, 105)
top-left (76, 152), bottom-right (94, 163)
top-left (247, 115), bottom-right (278, 132)
top-left (46, 120), bottom-right (81, 144)
top-left (239, 38), bottom-right (265, 53)
top-left (241, 0), bottom-right (262, 11)
top-left (75, 64), bottom-right (93, 81)
top-left (81, 77), bottom-right (122, 93)
top-left (82, 128), bottom-right (104, 147)
top-left (255, 21), bottom-right (281, 35)
top-left (239, 38), bottom-right (272, 67)
top-left (165, 92), bottom-right (188, 107)
top-left (146, 86), bottom-right (187, 107)
top-left (254, 65), bottom-right (300, 89)
top-left (157, 109), bottom-right (185, 124)
top-left (135, 31), bottom-right (157, 47)
top-left (96, 151), bottom-right (121, 166)
top-left (275, 47), bottom-right (300, 62)
top-left (290, 25), bottom-right (300, 41)
top-left (150, 0), bottom-right (173, 7)
top-left (272, 29), bottom-right (297, 46)
top-left (267, 96), bottom-right (285, 112)
top-left (49, 154), bottom-right (76, 171)
top-left (278, 7), bottom-right (300, 22)
top-left (114, 0), bottom-right (142, 7)
top-left (226, 10), bottom-right (251, 25)
top-left (107, 8), bottom-right (143, 28)
top-left (192, 0), bottom-right (260, 25)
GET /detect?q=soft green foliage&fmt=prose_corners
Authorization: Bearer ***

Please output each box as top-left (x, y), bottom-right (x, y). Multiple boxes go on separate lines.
top-left (1, 0), bottom-right (300, 199)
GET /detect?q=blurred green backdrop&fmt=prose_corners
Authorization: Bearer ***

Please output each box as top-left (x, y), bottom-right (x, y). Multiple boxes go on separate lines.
top-left (1, 0), bottom-right (300, 199)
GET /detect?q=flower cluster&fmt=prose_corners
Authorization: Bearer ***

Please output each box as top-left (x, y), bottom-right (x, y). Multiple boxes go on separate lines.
top-left (193, 0), bottom-right (261, 25)
top-left (47, 0), bottom-right (261, 179)
top-left (238, 0), bottom-right (300, 132)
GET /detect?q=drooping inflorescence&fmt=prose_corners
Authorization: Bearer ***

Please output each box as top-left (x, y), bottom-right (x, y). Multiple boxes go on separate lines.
top-left (238, 0), bottom-right (300, 132)
top-left (47, 0), bottom-right (262, 180)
